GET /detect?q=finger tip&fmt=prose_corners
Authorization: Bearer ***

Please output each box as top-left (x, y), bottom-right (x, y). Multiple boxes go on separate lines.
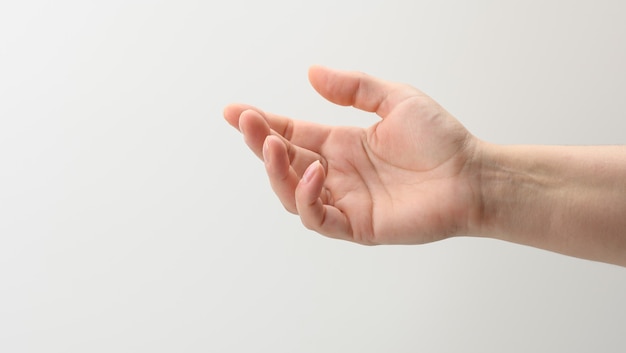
top-left (223, 104), bottom-right (241, 128)
top-left (263, 135), bottom-right (287, 168)
top-left (308, 65), bottom-right (329, 90)
top-left (264, 134), bottom-right (281, 145)
top-left (308, 64), bottom-right (325, 76)
top-left (301, 160), bottom-right (324, 185)
top-left (224, 104), bottom-right (258, 131)
top-left (237, 109), bottom-right (263, 132)
top-left (237, 112), bottom-right (248, 132)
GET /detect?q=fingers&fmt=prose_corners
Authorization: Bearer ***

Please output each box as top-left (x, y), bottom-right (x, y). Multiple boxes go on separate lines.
top-left (235, 119), bottom-right (353, 240)
top-left (308, 65), bottom-right (415, 118)
top-left (264, 136), bottom-right (352, 240)
top-left (223, 103), bottom-right (331, 153)
top-left (263, 135), bottom-right (300, 213)
top-left (223, 103), bottom-right (278, 132)
top-left (239, 109), bottom-right (270, 160)
top-left (263, 134), bottom-right (333, 212)
top-left (235, 108), bottom-right (324, 174)
top-left (295, 160), bottom-right (352, 241)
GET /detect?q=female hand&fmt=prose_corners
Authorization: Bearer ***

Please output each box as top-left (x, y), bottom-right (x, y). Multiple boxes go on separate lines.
top-left (224, 66), bottom-right (483, 245)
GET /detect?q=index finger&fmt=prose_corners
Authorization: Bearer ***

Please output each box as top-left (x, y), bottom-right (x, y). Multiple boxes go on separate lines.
top-left (223, 103), bottom-right (331, 153)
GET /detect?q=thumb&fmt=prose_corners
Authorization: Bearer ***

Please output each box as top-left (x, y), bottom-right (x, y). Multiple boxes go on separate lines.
top-left (308, 65), bottom-right (408, 118)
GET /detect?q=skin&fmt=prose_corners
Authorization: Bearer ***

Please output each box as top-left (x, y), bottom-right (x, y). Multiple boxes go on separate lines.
top-left (223, 66), bottom-right (626, 267)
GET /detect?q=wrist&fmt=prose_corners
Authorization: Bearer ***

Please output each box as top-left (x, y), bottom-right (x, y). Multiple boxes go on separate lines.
top-left (466, 142), bottom-right (626, 265)
top-left (472, 143), bottom-right (589, 253)
top-left (470, 142), bottom-right (557, 241)
top-left (452, 138), bottom-right (502, 238)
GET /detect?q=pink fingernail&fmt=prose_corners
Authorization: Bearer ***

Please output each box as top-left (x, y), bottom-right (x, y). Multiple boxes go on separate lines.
top-left (302, 161), bottom-right (320, 183)
top-left (263, 138), bottom-right (270, 164)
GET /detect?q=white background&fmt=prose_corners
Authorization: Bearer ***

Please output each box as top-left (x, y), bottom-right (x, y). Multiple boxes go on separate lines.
top-left (1, 1), bottom-right (625, 352)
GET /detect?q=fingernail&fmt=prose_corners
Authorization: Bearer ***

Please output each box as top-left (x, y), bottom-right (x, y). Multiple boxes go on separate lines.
top-left (302, 160), bottom-right (320, 184)
top-left (263, 138), bottom-right (270, 164)
top-left (238, 110), bottom-right (251, 133)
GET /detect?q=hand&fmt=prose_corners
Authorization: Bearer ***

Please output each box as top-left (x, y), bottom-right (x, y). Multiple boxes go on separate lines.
top-left (224, 66), bottom-right (483, 245)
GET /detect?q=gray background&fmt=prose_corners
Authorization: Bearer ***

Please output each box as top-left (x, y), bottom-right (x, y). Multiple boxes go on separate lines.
top-left (1, 1), bottom-right (625, 352)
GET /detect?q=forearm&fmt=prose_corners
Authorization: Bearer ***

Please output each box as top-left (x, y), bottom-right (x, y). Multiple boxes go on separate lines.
top-left (476, 143), bottom-right (626, 266)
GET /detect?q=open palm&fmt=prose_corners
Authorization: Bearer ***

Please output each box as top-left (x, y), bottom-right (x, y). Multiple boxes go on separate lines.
top-left (224, 66), bottom-right (482, 245)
